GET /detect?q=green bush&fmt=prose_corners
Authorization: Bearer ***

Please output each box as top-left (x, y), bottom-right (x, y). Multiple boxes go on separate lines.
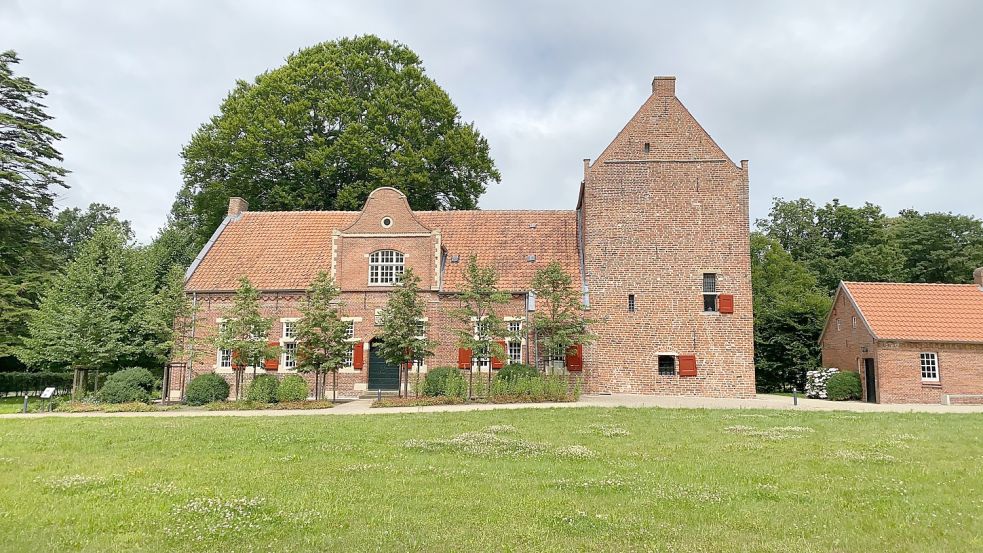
top-left (490, 374), bottom-right (573, 402)
top-left (246, 374), bottom-right (279, 403)
top-left (494, 363), bottom-right (539, 383)
top-left (276, 375), bottom-right (309, 402)
top-left (0, 372), bottom-right (73, 395)
top-left (98, 367), bottom-right (155, 404)
top-left (186, 373), bottom-right (230, 405)
top-left (826, 371), bottom-right (862, 401)
top-left (422, 367), bottom-right (467, 397)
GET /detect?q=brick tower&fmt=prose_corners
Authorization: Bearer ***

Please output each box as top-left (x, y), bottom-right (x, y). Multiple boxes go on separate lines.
top-left (578, 76), bottom-right (755, 397)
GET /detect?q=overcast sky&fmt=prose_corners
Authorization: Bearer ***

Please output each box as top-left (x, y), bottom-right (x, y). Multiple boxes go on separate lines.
top-left (3, 0), bottom-right (982, 241)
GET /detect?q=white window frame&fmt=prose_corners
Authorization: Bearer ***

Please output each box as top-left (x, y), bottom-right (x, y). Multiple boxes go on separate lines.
top-left (368, 249), bottom-right (405, 285)
top-left (920, 352), bottom-right (939, 382)
top-left (340, 317), bottom-right (363, 373)
top-left (282, 320), bottom-right (297, 339)
top-left (702, 273), bottom-right (719, 312)
top-left (505, 317), bottom-right (525, 364)
top-left (282, 342), bottom-right (298, 370)
top-left (216, 319), bottom-right (232, 372)
top-left (279, 317), bottom-right (300, 372)
top-left (851, 316), bottom-right (858, 329)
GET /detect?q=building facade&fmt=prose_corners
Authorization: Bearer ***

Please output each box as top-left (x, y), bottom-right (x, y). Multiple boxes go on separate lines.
top-left (171, 76), bottom-right (756, 400)
top-left (820, 274), bottom-right (983, 404)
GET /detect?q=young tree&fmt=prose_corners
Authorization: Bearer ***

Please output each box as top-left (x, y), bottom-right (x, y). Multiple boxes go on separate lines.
top-left (0, 50), bottom-right (69, 363)
top-left (295, 272), bottom-right (350, 402)
top-left (20, 225), bottom-right (155, 394)
top-left (378, 269), bottom-right (437, 397)
top-left (530, 261), bottom-right (594, 372)
top-left (215, 277), bottom-right (277, 399)
top-left (174, 35), bottom-right (501, 247)
top-left (452, 256), bottom-right (510, 396)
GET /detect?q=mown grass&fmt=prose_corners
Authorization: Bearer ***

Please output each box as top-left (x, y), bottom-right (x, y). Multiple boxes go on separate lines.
top-left (0, 408), bottom-right (981, 552)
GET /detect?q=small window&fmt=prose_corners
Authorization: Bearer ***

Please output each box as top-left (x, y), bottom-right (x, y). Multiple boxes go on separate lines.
top-left (415, 320), bottom-right (426, 339)
top-left (643, 142), bottom-right (651, 153)
top-left (852, 316), bottom-right (858, 329)
top-left (508, 320), bottom-right (523, 334)
top-left (344, 320), bottom-right (355, 340)
top-left (836, 319), bottom-right (842, 331)
top-left (628, 294), bottom-right (636, 312)
top-left (369, 250), bottom-right (404, 285)
top-left (283, 342), bottom-right (297, 369)
top-left (219, 349), bottom-right (232, 369)
top-left (374, 308), bottom-right (383, 326)
top-left (658, 355), bottom-right (676, 376)
top-left (920, 352), bottom-right (939, 382)
top-left (381, 216), bottom-right (393, 228)
top-left (282, 321), bottom-right (296, 339)
top-left (703, 273), bottom-right (718, 312)
top-left (344, 346), bottom-right (354, 368)
top-left (508, 341), bottom-right (522, 364)
top-left (473, 318), bottom-right (490, 338)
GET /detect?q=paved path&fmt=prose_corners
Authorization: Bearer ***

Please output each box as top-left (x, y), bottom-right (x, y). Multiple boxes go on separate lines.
top-left (1, 393), bottom-right (981, 419)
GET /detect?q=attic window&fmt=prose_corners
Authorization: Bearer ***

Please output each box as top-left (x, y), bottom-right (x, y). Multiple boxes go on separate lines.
top-left (527, 255), bottom-right (537, 263)
top-left (644, 142), bottom-right (651, 153)
top-left (381, 217), bottom-right (393, 228)
top-left (528, 223), bottom-right (538, 229)
top-left (450, 255), bottom-right (460, 263)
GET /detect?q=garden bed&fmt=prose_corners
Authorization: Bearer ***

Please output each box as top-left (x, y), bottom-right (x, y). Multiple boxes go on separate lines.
top-left (203, 400), bottom-right (334, 411)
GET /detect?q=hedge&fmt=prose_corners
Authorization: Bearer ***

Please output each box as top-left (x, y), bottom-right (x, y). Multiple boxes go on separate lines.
top-left (827, 371), bottom-right (862, 401)
top-left (0, 372), bottom-right (73, 396)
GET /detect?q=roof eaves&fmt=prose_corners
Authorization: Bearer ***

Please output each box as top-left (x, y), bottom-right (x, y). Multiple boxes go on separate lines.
top-left (184, 215), bottom-right (233, 284)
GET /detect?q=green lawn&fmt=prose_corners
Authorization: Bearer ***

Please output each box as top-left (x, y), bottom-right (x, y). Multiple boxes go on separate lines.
top-left (0, 395), bottom-right (62, 414)
top-left (0, 408), bottom-right (980, 552)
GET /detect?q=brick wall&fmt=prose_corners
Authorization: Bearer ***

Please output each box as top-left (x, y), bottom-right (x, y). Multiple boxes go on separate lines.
top-left (876, 341), bottom-right (983, 404)
top-left (578, 79), bottom-right (755, 398)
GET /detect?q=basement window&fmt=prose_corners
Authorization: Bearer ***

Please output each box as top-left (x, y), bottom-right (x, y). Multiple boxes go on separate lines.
top-left (658, 355), bottom-right (676, 376)
top-left (628, 294), bottom-right (636, 312)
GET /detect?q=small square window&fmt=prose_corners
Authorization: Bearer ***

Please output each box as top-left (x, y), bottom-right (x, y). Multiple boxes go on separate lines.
top-left (920, 352), bottom-right (939, 382)
top-left (658, 355), bottom-right (676, 376)
top-left (508, 320), bottom-right (522, 334)
top-left (628, 294), bottom-right (636, 312)
top-left (283, 321), bottom-right (296, 339)
top-left (345, 320), bottom-right (355, 340)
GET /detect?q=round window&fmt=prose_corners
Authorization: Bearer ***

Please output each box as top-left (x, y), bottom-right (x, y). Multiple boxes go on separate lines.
top-left (381, 217), bottom-right (393, 228)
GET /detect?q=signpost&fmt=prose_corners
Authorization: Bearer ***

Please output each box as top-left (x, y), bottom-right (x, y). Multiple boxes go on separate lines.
top-left (40, 387), bottom-right (56, 412)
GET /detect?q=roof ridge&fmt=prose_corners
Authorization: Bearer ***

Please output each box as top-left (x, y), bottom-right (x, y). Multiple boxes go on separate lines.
top-left (844, 281), bottom-right (978, 287)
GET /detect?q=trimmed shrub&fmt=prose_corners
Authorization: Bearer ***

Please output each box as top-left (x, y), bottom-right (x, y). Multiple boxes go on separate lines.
top-left (494, 363), bottom-right (539, 383)
top-left (99, 367), bottom-right (155, 404)
top-left (805, 367), bottom-right (839, 399)
top-left (826, 371), bottom-right (862, 401)
top-left (422, 367), bottom-right (467, 398)
top-left (490, 374), bottom-right (573, 402)
top-left (0, 372), bottom-right (73, 395)
top-left (246, 374), bottom-right (279, 403)
top-left (186, 373), bottom-right (230, 406)
top-left (276, 375), bottom-right (309, 402)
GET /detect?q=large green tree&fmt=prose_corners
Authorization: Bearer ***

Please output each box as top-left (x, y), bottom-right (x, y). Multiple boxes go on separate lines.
top-left (52, 203), bottom-right (132, 262)
top-left (295, 272), bottom-right (350, 401)
top-left (173, 35), bottom-right (500, 246)
top-left (891, 210), bottom-right (983, 284)
top-left (0, 50), bottom-right (69, 363)
top-left (20, 226), bottom-right (157, 374)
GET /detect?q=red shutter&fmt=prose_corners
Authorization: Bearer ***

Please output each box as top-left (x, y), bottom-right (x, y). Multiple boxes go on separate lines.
top-left (719, 294), bottom-right (735, 314)
top-left (264, 341), bottom-right (279, 370)
top-left (492, 340), bottom-right (507, 369)
top-left (457, 348), bottom-right (473, 369)
top-left (565, 344), bottom-right (583, 372)
top-left (678, 355), bottom-right (697, 377)
top-left (352, 343), bottom-right (364, 370)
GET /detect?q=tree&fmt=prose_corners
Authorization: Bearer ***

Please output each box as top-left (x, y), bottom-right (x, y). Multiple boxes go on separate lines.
top-left (20, 226), bottom-right (156, 394)
top-left (215, 277), bottom-right (277, 399)
top-left (378, 269), bottom-right (436, 397)
top-left (452, 256), bottom-right (510, 396)
top-left (0, 50), bottom-right (69, 363)
top-left (295, 272), bottom-right (350, 401)
top-left (891, 210), bottom-right (983, 284)
top-left (750, 233), bottom-right (832, 392)
top-left (173, 35), bottom-right (501, 247)
top-left (52, 203), bottom-right (132, 261)
top-left (530, 261), bottom-right (594, 372)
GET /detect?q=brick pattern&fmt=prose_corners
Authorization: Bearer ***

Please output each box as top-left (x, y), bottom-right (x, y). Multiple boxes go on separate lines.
top-left (580, 81), bottom-right (755, 398)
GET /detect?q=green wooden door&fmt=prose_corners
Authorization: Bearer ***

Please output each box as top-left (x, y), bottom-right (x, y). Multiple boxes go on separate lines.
top-left (368, 341), bottom-right (399, 390)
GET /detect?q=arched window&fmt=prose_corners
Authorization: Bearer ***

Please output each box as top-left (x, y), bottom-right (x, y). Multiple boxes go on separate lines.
top-left (369, 250), bottom-right (404, 284)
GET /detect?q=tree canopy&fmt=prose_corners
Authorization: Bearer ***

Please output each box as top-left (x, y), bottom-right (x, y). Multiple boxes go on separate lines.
top-left (530, 261), bottom-right (593, 368)
top-left (295, 271), bottom-right (351, 400)
top-left (172, 35), bottom-right (501, 247)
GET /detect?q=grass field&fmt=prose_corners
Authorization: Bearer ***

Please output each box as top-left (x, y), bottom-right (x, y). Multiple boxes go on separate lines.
top-left (1, 408), bottom-right (981, 552)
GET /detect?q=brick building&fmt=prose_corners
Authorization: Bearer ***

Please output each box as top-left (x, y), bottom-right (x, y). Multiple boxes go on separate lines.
top-left (172, 76), bottom-right (755, 400)
top-left (820, 272), bottom-right (983, 404)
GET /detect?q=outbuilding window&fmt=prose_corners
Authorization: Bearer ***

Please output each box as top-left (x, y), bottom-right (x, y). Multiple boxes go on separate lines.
top-left (920, 352), bottom-right (939, 382)
top-left (369, 250), bottom-right (404, 285)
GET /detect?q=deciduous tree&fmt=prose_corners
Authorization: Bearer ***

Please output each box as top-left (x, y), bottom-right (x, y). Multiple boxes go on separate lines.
top-left (295, 272), bottom-right (350, 401)
top-left (530, 261), bottom-right (594, 371)
top-left (215, 277), bottom-right (278, 399)
top-left (378, 269), bottom-right (436, 397)
top-left (452, 256), bottom-right (510, 395)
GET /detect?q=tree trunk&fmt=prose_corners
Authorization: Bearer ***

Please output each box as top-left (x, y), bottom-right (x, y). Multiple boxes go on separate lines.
top-left (332, 371), bottom-right (337, 403)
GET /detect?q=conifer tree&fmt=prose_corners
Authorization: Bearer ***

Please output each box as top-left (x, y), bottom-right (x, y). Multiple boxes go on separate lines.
top-left (295, 272), bottom-right (350, 401)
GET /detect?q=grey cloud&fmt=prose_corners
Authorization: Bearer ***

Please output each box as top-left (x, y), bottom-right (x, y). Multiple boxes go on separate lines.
top-left (2, 0), bottom-right (980, 241)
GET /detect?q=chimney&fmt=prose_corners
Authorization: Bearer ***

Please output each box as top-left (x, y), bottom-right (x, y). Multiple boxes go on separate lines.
top-left (583, 158), bottom-right (590, 178)
top-left (652, 76), bottom-right (676, 97)
top-left (975, 267), bottom-right (983, 288)
top-left (228, 197), bottom-right (248, 217)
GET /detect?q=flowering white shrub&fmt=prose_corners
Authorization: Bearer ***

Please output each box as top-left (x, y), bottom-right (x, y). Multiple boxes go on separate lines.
top-left (805, 367), bottom-right (839, 399)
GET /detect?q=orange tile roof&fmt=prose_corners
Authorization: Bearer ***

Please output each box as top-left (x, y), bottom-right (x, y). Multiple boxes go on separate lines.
top-left (843, 282), bottom-right (983, 343)
top-left (185, 210), bottom-right (580, 293)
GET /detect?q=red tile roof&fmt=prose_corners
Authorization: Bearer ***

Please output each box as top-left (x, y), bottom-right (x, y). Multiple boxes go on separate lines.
top-left (185, 210), bottom-right (580, 293)
top-left (843, 282), bottom-right (983, 343)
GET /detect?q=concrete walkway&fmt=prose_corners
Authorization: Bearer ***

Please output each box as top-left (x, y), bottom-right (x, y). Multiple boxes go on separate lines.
top-left (1, 393), bottom-right (981, 419)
